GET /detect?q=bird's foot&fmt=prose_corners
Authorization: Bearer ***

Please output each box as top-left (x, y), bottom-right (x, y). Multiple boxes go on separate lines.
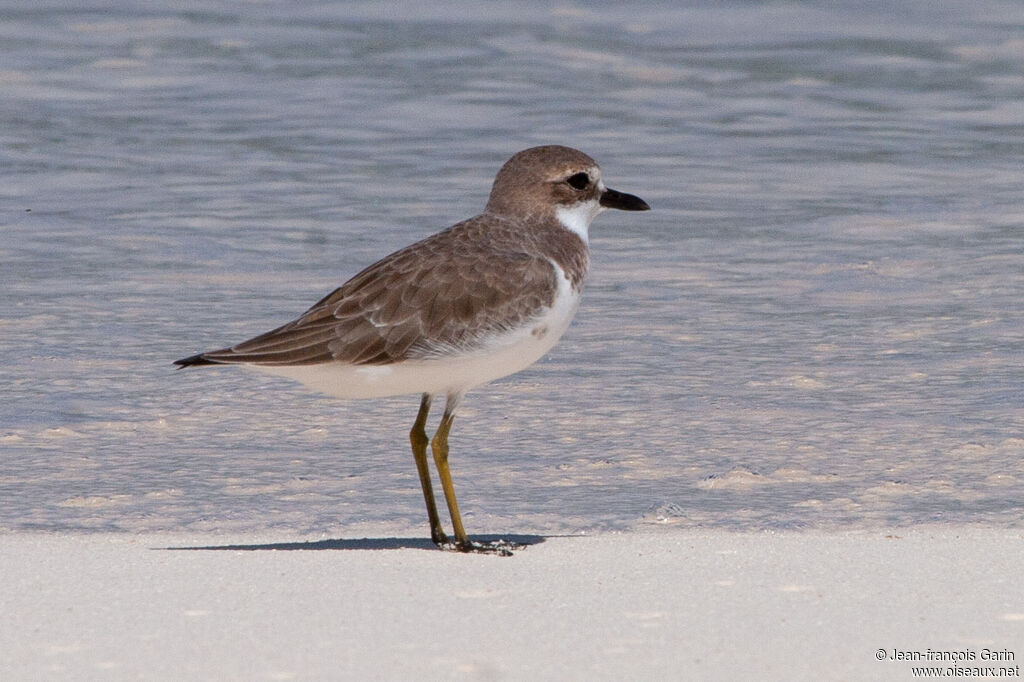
top-left (434, 538), bottom-right (518, 557)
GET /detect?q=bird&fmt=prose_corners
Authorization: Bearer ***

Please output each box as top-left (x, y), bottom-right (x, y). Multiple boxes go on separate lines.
top-left (175, 145), bottom-right (650, 553)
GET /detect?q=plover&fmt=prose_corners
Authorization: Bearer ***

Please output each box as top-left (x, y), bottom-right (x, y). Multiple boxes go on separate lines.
top-left (176, 145), bottom-right (649, 552)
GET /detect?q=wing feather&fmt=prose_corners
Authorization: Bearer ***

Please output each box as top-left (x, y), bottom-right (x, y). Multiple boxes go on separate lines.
top-left (188, 215), bottom-right (559, 367)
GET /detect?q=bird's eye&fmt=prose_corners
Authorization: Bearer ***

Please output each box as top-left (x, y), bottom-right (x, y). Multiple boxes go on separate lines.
top-left (565, 172), bottom-right (590, 190)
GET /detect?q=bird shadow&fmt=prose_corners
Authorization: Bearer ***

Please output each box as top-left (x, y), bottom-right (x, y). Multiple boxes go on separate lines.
top-left (160, 534), bottom-right (548, 553)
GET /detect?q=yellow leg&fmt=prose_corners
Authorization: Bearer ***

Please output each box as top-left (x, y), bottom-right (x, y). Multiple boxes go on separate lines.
top-left (431, 400), bottom-right (470, 550)
top-left (410, 394), bottom-right (448, 546)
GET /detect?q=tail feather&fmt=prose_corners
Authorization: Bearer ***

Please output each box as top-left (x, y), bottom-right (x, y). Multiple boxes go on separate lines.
top-left (174, 353), bottom-right (218, 368)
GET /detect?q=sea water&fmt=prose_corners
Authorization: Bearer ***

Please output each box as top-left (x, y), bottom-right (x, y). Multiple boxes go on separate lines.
top-left (2, 1), bottom-right (1021, 535)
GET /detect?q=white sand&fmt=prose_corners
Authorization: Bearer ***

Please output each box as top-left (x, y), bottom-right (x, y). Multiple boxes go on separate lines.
top-left (2, 527), bottom-right (1021, 681)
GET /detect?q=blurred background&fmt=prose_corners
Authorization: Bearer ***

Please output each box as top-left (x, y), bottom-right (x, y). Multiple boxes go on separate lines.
top-left (2, 1), bottom-right (1021, 536)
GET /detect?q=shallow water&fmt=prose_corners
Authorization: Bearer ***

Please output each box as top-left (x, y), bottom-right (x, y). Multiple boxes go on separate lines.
top-left (2, 1), bottom-right (1022, 536)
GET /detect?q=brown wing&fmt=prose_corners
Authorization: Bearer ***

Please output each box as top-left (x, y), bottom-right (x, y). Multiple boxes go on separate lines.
top-left (187, 217), bottom-right (558, 367)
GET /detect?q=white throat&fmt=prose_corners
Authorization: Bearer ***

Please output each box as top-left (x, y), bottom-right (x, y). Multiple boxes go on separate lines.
top-left (555, 199), bottom-right (602, 243)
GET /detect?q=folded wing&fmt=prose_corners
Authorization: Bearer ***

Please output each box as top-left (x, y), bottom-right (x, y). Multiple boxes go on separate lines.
top-left (176, 218), bottom-right (557, 368)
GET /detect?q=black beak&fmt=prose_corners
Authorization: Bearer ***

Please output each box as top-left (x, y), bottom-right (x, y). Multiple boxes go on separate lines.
top-left (600, 187), bottom-right (650, 211)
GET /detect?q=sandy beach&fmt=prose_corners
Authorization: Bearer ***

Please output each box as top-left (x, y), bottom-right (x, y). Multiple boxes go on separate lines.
top-left (3, 526), bottom-right (1021, 681)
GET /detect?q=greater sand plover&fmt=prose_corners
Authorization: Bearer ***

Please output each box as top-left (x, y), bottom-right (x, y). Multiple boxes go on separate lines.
top-left (176, 145), bottom-right (649, 552)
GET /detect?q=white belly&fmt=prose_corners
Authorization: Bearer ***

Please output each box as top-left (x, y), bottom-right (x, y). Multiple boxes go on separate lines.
top-left (255, 268), bottom-right (583, 399)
